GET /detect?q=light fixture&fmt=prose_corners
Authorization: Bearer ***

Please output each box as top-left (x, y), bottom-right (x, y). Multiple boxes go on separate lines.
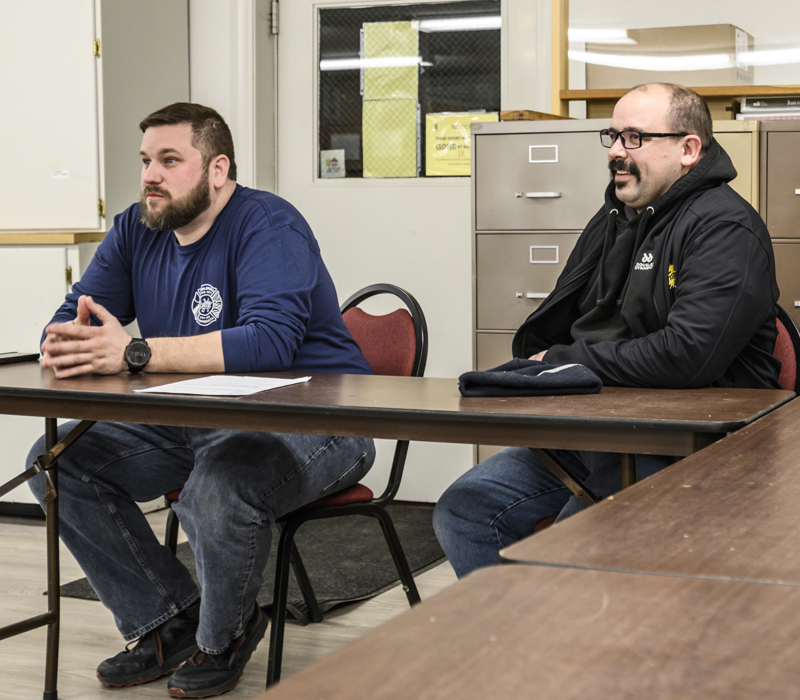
top-left (418, 16), bottom-right (501, 32)
top-left (739, 46), bottom-right (800, 66)
top-left (569, 49), bottom-right (733, 72)
top-left (320, 56), bottom-right (423, 71)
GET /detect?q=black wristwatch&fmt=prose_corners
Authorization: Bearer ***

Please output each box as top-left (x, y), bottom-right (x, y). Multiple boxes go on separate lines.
top-left (124, 338), bottom-right (151, 374)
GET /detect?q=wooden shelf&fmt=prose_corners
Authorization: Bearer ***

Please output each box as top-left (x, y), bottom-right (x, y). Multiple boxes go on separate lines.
top-left (561, 85), bottom-right (800, 102)
top-left (562, 85), bottom-right (800, 121)
top-left (0, 232), bottom-right (106, 245)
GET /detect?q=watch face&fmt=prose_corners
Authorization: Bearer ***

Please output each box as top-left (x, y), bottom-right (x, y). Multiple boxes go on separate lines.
top-left (128, 348), bottom-right (150, 364)
top-left (126, 340), bottom-right (151, 370)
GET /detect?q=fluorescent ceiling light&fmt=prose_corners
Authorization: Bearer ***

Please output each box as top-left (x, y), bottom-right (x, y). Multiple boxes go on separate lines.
top-left (739, 46), bottom-right (800, 66)
top-left (418, 16), bottom-right (501, 32)
top-left (320, 56), bottom-right (422, 71)
top-left (569, 49), bottom-right (733, 71)
top-left (568, 28), bottom-right (636, 45)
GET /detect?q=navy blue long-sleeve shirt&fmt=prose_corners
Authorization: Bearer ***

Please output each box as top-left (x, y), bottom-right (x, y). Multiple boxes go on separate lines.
top-left (48, 185), bottom-right (372, 375)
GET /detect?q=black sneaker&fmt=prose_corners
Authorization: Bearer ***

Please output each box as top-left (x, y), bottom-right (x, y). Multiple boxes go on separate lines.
top-left (167, 604), bottom-right (268, 698)
top-left (96, 614), bottom-right (200, 687)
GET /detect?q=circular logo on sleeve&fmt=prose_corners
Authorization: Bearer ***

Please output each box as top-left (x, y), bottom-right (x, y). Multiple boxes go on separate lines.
top-left (192, 284), bottom-right (223, 327)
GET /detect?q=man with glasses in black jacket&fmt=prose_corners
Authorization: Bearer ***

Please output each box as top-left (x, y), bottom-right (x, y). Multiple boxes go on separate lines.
top-left (434, 83), bottom-right (781, 578)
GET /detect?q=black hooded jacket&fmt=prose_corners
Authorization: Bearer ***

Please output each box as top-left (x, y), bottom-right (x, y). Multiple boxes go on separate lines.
top-left (512, 139), bottom-right (781, 389)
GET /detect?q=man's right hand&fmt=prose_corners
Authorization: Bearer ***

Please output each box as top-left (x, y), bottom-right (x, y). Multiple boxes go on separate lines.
top-left (41, 295), bottom-right (132, 378)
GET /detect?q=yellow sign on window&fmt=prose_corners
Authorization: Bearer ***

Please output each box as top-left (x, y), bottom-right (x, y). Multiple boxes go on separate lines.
top-left (425, 112), bottom-right (499, 177)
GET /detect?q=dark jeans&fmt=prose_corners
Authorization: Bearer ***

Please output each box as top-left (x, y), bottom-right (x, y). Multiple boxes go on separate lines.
top-left (29, 421), bottom-right (374, 654)
top-left (433, 447), bottom-right (672, 578)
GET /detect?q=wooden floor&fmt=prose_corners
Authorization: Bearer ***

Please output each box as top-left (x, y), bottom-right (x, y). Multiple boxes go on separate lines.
top-left (0, 509), bottom-right (456, 700)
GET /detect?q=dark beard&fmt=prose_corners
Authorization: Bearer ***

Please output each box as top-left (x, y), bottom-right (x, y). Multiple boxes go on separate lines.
top-left (609, 158), bottom-right (641, 188)
top-left (138, 175), bottom-right (211, 231)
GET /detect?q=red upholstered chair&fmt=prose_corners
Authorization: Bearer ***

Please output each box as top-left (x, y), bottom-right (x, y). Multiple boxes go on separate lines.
top-left (774, 305), bottom-right (800, 392)
top-left (163, 284), bottom-right (428, 687)
top-left (265, 283), bottom-right (427, 684)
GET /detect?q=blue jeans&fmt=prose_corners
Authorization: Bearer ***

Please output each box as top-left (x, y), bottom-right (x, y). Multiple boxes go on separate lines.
top-left (433, 447), bottom-right (673, 578)
top-left (28, 421), bottom-right (374, 654)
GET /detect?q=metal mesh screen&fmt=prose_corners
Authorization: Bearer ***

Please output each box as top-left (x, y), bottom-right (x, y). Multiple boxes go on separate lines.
top-left (319, 1), bottom-right (501, 179)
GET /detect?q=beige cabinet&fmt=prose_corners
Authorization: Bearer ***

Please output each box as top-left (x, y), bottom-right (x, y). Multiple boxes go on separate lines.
top-left (759, 121), bottom-right (800, 328)
top-left (714, 121), bottom-right (760, 209)
top-left (471, 119), bottom-right (610, 379)
top-left (471, 120), bottom-right (610, 462)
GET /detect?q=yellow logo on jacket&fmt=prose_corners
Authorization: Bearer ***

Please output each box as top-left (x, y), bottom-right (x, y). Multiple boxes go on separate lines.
top-left (668, 263), bottom-right (676, 289)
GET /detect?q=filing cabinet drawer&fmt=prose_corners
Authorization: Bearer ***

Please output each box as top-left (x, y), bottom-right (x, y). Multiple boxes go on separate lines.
top-left (773, 241), bottom-right (800, 329)
top-left (476, 332), bottom-right (515, 370)
top-left (764, 131), bottom-right (800, 239)
top-left (476, 232), bottom-right (580, 331)
top-left (474, 132), bottom-right (608, 231)
top-left (474, 333), bottom-right (515, 464)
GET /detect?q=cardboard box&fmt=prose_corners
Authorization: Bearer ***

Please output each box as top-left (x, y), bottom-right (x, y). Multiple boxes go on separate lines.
top-left (585, 24), bottom-right (754, 90)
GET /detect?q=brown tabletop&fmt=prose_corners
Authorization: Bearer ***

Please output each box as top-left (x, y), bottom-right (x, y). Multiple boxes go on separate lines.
top-left (255, 564), bottom-right (800, 700)
top-left (0, 362), bottom-right (792, 456)
top-left (500, 397), bottom-right (800, 585)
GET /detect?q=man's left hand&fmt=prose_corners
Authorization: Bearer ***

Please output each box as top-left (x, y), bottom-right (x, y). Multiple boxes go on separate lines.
top-left (529, 351), bottom-right (547, 361)
top-left (41, 296), bottom-right (132, 378)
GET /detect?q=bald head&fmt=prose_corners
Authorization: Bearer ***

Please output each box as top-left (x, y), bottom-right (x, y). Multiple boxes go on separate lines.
top-left (625, 83), bottom-right (713, 154)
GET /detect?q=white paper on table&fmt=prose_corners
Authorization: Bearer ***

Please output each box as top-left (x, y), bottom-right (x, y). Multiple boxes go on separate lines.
top-left (133, 375), bottom-right (311, 396)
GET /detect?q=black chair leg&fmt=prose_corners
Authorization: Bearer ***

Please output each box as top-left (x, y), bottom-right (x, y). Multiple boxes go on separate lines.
top-left (289, 540), bottom-right (324, 624)
top-left (165, 505), bottom-right (179, 553)
top-left (266, 519), bottom-right (302, 687)
top-left (369, 509), bottom-right (421, 606)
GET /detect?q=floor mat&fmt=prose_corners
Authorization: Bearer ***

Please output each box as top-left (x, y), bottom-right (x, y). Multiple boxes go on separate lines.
top-left (59, 504), bottom-right (445, 624)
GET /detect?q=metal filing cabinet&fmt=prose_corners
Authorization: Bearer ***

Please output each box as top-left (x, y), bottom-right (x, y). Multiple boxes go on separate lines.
top-left (471, 119), bottom-right (609, 461)
top-left (471, 119), bottom-right (609, 376)
top-left (470, 118), bottom-right (760, 462)
top-left (760, 121), bottom-right (800, 329)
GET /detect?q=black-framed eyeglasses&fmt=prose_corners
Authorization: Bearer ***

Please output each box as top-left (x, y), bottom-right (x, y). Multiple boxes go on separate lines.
top-left (599, 129), bottom-right (689, 150)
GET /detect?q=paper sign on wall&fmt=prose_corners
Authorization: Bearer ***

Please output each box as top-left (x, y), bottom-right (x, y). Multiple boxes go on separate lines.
top-left (425, 112), bottom-right (499, 177)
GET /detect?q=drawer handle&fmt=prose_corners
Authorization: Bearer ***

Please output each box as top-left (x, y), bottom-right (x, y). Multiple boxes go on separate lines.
top-left (524, 192), bottom-right (561, 199)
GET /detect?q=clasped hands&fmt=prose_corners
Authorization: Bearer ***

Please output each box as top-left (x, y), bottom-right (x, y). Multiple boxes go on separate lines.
top-left (41, 295), bottom-right (132, 378)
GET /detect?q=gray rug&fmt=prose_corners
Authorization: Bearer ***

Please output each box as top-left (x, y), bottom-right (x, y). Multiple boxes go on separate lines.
top-left (59, 504), bottom-right (444, 624)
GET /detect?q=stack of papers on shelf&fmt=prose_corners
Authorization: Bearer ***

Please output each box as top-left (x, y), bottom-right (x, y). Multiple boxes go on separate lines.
top-left (737, 96), bottom-right (800, 120)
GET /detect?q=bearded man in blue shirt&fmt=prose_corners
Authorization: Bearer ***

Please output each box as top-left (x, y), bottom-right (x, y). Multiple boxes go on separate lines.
top-left (29, 103), bottom-right (375, 698)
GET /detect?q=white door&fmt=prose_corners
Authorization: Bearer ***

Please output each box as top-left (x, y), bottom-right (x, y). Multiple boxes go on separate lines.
top-left (1, 0), bottom-right (101, 230)
top-left (276, 0), bottom-right (477, 501)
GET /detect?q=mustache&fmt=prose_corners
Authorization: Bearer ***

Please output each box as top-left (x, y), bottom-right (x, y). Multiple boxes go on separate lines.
top-left (609, 159), bottom-right (640, 179)
top-left (142, 185), bottom-right (171, 199)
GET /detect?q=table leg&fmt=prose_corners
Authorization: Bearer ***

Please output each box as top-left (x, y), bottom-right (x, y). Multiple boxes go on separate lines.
top-left (0, 418), bottom-right (95, 700)
top-left (620, 454), bottom-right (637, 489)
top-left (530, 448), bottom-right (599, 507)
top-left (43, 418), bottom-right (59, 700)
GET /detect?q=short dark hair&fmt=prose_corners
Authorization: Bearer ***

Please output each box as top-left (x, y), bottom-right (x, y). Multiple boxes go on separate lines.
top-left (139, 102), bottom-right (237, 180)
top-left (627, 83), bottom-right (713, 154)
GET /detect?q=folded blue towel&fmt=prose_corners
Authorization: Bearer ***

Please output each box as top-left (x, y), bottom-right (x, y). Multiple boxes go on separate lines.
top-left (458, 358), bottom-right (602, 397)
